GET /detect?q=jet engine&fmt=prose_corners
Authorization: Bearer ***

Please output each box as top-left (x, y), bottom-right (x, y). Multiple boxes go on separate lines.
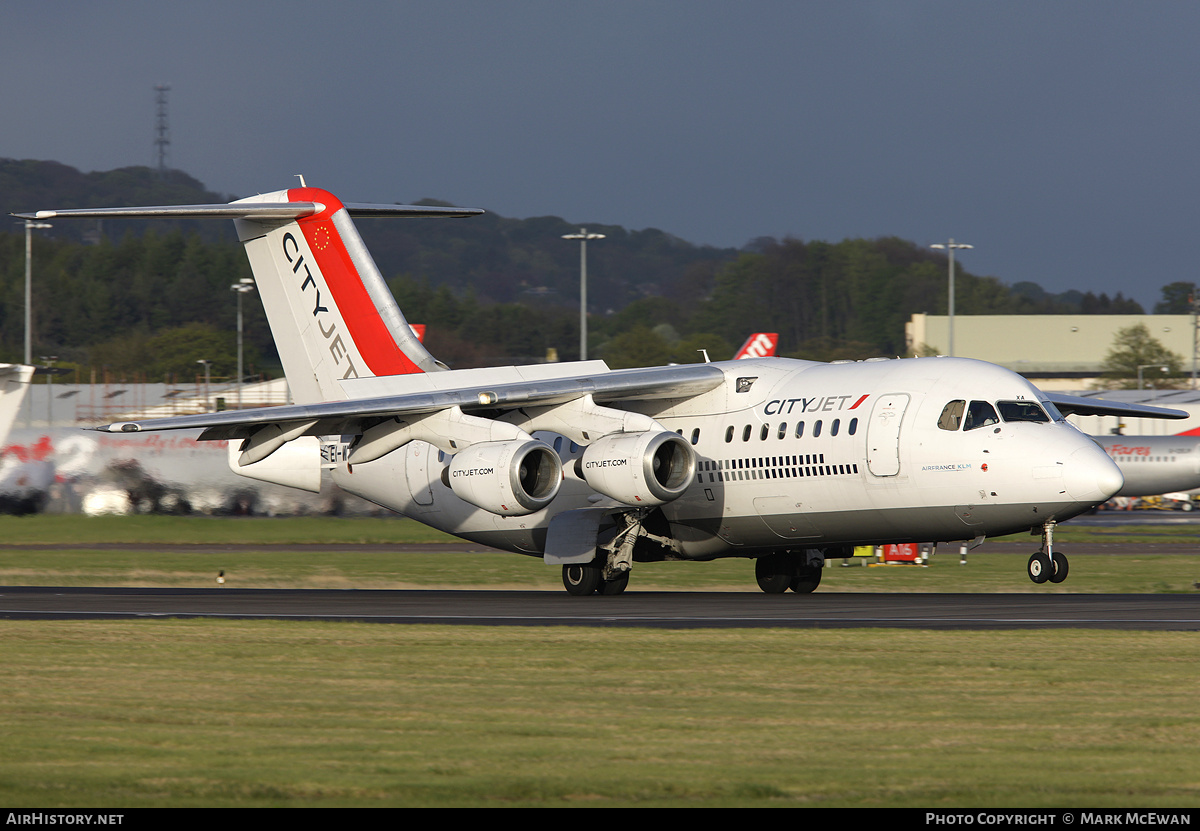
top-left (445, 439), bottom-right (563, 516)
top-left (576, 431), bottom-right (696, 506)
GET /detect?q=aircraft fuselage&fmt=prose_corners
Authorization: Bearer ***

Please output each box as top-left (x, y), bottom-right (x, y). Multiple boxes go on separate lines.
top-left (330, 355), bottom-right (1122, 560)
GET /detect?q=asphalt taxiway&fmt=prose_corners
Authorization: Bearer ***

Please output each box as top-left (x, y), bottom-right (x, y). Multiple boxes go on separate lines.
top-left (2, 586), bottom-right (1198, 630)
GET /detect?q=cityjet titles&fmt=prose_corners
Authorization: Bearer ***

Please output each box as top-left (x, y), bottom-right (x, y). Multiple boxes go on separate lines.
top-left (584, 458), bottom-right (628, 469)
top-left (763, 394), bottom-right (869, 416)
top-left (452, 467), bottom-right (495, 478)
top-left (282, 231), bottom-right (360, 380)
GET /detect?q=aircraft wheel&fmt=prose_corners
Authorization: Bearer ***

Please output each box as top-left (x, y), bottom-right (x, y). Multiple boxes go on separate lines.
top-left (599, 571), bottom-right (630, 596)
top-left (789, 565), bottom-right (822, 594)
top-left (1027, 551), bottom-right (1052, 584)
top-left (755, 554), bottom-right (793, 593)
top-left (563, 563), bottom-right (602, 596)
top-left (1049, 551), bottom-right (1069, 584)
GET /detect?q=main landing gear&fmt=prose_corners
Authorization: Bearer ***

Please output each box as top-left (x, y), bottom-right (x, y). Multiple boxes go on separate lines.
top-left (755, 549), bottom-right (825, 594)
top-left (562, 562), bottom-right (629, 596)
top-left (1027, 520), bottom-right (1068, 584)
top-left (561, 509), bottom-right (676, 596)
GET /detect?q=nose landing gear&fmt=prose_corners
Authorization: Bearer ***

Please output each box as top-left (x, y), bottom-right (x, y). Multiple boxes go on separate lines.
top-left (1027, 520), bottom-right (1068, 584)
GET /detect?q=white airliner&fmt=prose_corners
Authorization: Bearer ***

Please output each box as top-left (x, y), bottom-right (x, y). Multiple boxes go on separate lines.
top-left (733, 333), bottom-right (1200, 502)
top-left (0, 364), bottom-right (54, 513)
top-left (1096, 435), bottom-right (1200, 499)
top-left (16, 187), bottom-right (1188, 593)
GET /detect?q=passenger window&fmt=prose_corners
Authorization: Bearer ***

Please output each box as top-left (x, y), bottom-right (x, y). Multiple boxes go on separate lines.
top-left (795, 421), bottom-right (805, 438)
top-left (725, 426), bottom-right (734, 443)
top-left (831, 419), bottom-right (840, 437)
top-left (813, 420), bottom-right (823, 438)
top-left (760, 424), bottom-right (769, 441)
top-left (742, 425), bottom-right (752, 442)
top-left (997, 401), bottom-right (1050, 423)
top-left (848, 418), bottom-right (858, 436)
top-left (964, 401), bottom-right (1000, 431)
top-left (777, 422), bottom-right (787, 440)
top-left (938, 400), bottom-right (966, 431)
top-left (691, 428), bottom-right (701, 445)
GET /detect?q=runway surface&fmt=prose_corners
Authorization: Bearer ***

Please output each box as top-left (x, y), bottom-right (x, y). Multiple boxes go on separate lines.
top-left (3, 586), bottom-right (1199, 630)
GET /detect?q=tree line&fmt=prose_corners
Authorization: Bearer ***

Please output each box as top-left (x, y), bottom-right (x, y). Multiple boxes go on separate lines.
top-left (0, 158), bottom-right (1160, 382)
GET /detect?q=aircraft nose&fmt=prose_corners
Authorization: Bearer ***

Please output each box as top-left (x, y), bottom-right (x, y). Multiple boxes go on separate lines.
top-left (1063, 443), bottom-right (1124, 503)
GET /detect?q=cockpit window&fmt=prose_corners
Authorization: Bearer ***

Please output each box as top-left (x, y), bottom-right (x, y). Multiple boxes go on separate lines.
top-left (963, 400), bottom-right (1000, 431)
top-left (937, 400), bottom-right (965, 431)
top-left (997, 401), bottom-right (1050, 423)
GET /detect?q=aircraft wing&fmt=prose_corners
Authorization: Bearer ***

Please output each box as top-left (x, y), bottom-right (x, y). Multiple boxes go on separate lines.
top-left (1045, 392), bottom-right (1189, 420)
top-left (93, 363), bottom-right (728, 442)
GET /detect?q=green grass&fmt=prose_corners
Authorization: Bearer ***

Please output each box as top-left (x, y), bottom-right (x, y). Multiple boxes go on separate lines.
top-left (1, 622), bottom-right (1199, 808)
top-left (0, 514), bottom-right (1198, 592)
top-left (2, 515), bottom-right (1200, 807)
top-left (0, 514), bottom-right (460, 546)
top-left (2, 547), bottom-right (1200, 593)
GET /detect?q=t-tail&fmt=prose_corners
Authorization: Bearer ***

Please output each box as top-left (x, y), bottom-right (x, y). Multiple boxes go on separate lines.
top-left (15, 187), bottom-right (482, 404)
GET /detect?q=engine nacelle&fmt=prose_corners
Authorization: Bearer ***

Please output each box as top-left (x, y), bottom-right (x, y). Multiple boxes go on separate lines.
top-left (227, 437), bottom-right (321, 493)
top-left (445, 440), bottom-right (563, 516)
top-left (576, 431), bottom-right (696, 506)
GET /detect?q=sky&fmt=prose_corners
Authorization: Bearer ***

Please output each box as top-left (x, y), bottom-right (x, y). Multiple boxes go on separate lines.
top-left (3, 1), bottom-right (1198, 311)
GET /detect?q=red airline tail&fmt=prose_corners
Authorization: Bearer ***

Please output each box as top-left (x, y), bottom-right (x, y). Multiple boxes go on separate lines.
top-left (734, 333), bottom-right (778, 359)
top-left (18, 187), bottom-right (482, 405)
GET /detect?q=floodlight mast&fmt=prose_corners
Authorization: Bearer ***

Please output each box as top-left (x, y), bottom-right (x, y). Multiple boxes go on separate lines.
top-left (232, 277), bottom-right (256, 410)
top-left (930, 239), bottom-right (973, 357)
top-left (562, 229), bottom-right (605, 361)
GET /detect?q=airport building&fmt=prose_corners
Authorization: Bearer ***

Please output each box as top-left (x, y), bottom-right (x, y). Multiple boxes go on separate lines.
top-left (907, 313), bottom-right (1200, 436)
top-left (906, 313), bottom-right (1200, 389)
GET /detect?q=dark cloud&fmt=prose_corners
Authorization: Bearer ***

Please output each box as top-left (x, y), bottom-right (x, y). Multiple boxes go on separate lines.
top-left (3, 1), bottom-right (1197, 309)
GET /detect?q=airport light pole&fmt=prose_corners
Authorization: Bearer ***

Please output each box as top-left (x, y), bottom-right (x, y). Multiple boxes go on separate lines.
top-left (24, 220), bottom-right (52, 367)
top-left (231, 278), bottom-right (256, 410)
top-left (930, 239), bottom-right (973, 357)
top-left (41, 356), bottom-right (57, 426)
top-left (196, 359), bottom-right (211, 412)
top-left (1137, 363), bottom-right (1170, 391)
top-left (562, 228), bottom-right (605, 361)
top-left (23, 221), bottom-right (52, 427)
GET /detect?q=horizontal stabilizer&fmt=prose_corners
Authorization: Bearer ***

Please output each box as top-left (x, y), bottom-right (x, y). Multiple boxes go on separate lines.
top-left (1046, 392), bottom-right (1188, 420)
top-left (13, 203), bottom-right (482, 221)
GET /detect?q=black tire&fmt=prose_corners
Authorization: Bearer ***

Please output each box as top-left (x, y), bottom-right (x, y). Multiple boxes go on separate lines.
top-left (789, 565), bottom-right (822, 594)
top-left (562, 563), bottom-right (602, 596)
top-left (755, 554), bottom-right (793, 594)
top-left (1049, 551), bottom-right (1069, 584)
top-left (1027, 551), bottom-right (1051, 584)
top-left (599, 571), bottom-right (630, 596)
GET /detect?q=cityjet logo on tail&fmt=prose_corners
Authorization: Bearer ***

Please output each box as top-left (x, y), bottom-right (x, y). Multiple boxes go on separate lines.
top-left (763, 395), bottom-right (870, 416)
top-left (282, 231), bottom-right (360, 380)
